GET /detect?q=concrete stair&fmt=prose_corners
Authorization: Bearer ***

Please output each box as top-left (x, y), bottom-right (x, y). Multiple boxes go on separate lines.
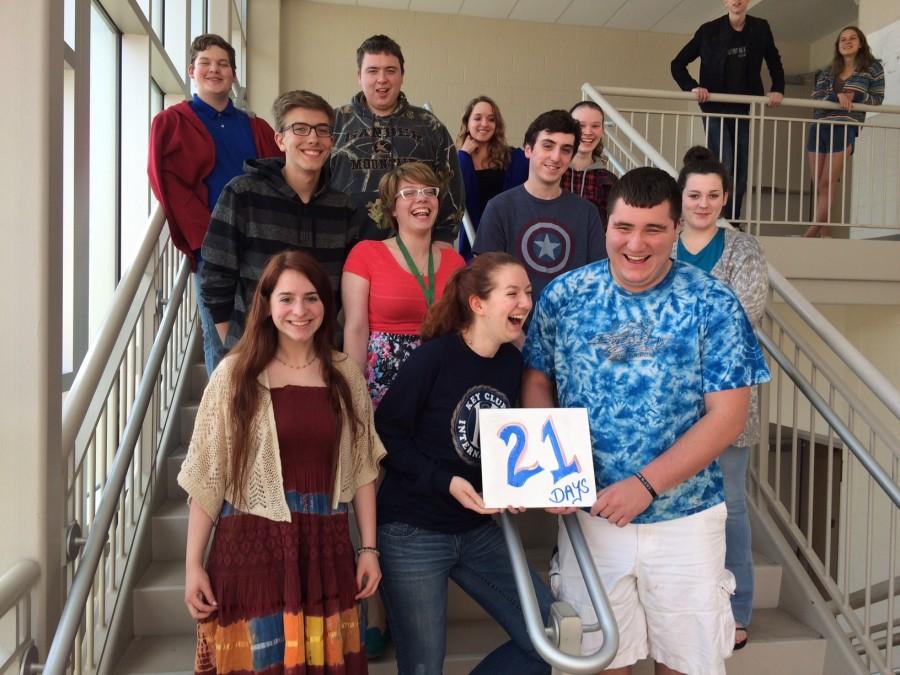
top-left (116, 359), bottom-right (828, 674)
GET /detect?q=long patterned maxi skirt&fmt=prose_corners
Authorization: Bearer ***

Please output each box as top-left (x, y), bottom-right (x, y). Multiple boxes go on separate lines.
top-left (194, 385), bottom-right (366, 674)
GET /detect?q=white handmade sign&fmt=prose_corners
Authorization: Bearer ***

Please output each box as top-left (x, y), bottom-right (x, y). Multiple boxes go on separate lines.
top-left (479, 408), bottom-right (595, 508)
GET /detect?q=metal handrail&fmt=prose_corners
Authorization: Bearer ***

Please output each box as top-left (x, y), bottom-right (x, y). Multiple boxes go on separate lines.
top-left (61, 205), bottom-right (167, 461)
top-left (766, 266), bottom-right (900, 421)
top-left (581, 82), bottom-right (900, 422)
top-left (0, 560), bottom-right (40, 620)
top-left (500, 513), bottom-right (618, 674)
top-left (42, 259), bottom-right (191, 675)
top-left (587, 85), bottom-right (900, 119)
top-left (757, 329), bottom-right (900, 508)
top-left (765, 301), bottom-right (900, 457)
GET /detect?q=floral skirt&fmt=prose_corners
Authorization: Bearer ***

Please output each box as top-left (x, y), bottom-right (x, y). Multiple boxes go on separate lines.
top-left (365, 331), bottom-right (421, 407)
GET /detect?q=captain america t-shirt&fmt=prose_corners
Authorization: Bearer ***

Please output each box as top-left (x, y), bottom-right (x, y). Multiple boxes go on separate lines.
top-left (473, 185), bottom-right (606, 301)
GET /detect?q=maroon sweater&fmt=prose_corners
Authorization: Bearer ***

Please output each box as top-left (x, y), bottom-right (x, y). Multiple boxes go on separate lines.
top-left (148, 100), bottom-right (282, 268)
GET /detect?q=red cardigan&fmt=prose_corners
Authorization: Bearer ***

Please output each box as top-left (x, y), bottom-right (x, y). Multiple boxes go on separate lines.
top-left (148, 100), bottom-right (283, 268)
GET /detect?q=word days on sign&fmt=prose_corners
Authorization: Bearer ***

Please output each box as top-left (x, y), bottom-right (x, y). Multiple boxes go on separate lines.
top-left (479, 408), bottom-right (595, 508)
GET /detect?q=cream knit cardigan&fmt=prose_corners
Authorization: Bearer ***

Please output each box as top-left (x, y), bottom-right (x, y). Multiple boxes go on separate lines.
top-left (177, 351), bottom-right (386, 522)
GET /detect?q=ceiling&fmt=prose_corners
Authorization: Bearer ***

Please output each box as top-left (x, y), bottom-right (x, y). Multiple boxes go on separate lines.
top-left (307, 0), bottom-right (858, 41)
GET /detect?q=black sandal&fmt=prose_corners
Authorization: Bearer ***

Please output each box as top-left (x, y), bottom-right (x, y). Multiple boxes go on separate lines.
top-left (734, 625), bottom-right (749, 651)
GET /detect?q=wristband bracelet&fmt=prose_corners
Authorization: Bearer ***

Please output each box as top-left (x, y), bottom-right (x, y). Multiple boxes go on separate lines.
top-left (357, 546), bottom-right (380, 558)
top-left (633, 471), bottom-right (658, 499)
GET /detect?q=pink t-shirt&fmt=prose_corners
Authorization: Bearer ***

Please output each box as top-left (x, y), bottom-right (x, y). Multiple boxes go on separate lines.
top-left (343, 240), bottom-right (466, 334)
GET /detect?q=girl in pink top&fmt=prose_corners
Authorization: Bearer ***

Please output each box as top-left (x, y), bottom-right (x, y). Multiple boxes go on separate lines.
top-left (343, 162), bottom-right (465, 406)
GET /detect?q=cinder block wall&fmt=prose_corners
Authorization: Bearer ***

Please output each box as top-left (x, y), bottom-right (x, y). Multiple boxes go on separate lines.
top-left (270, 0), bottom-right (809, 143)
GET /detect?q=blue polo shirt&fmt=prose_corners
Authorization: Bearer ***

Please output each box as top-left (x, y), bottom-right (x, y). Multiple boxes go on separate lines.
top-left (191, 94), bottom-right (257, 212)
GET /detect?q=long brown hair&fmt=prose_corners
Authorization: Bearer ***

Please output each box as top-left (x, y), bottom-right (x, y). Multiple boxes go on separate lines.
top-left (456, 96), bottom-right (512, 171)
top-left (420, 252), bottom-right (521, 341)
top-left (830, 26), bottom-right (877, 79)
top-left (226, 251), bottom-right (361, 503)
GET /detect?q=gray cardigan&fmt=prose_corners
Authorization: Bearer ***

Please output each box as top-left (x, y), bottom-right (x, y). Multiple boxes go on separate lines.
top-left (676, 227), bottom-right (769, 446)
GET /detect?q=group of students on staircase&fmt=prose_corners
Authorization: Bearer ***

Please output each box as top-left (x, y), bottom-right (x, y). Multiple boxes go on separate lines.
top-left (150, 2), bottom-right (886, 672)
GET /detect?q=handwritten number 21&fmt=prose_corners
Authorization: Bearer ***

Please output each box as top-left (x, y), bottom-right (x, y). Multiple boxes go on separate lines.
top-left (500, 419), bottom-right (579, 488)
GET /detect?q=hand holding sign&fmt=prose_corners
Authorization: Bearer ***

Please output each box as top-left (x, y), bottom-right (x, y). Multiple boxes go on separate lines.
top-left (479, 408), bottom-right (595, 508)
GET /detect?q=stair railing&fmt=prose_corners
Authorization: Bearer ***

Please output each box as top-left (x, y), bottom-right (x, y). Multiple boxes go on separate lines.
top-left (41, 205), bottom-right (195, 674)
top-left (583, 83), bottom-right (900, 238)
top-left (0, 560), bottom-right (41, 674)
top-left (583, 82), bottom-right (900, 674)
top-left (500, 513), bottom-right (619, 674)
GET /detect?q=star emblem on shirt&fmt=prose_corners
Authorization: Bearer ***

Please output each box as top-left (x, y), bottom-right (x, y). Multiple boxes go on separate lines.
top-left (534, 234), bottom-right (561, 260)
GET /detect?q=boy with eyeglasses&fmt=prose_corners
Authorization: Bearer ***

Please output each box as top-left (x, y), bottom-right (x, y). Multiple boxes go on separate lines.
top-left (200, 90), bottom-right (362, 355)
top-left (148, 33), bottom-right (283, 374)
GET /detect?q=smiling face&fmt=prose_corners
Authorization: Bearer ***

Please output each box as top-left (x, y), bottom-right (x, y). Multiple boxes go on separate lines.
top-left (269, 269), bottom-right (324, 346)
top-left (189, 45), bottom-right (235, 101)
top-left (606, 199), bottom-right (678, 294)
top-left (681, 172), bottom-right (728, 232)
top-left (837, 28), bottom-right (861, 59)
top-left (358, 52), bottom-right (404, 116)
top-left (391, 179), bottom-right (439, 236)
top-left (524, 130), bottom-right (576, 188)
top-left (467, 101), bottom-right (498, 144)
top-left (276, 107), bottom-right (333, 175)
top-left (723, 0), bottom-right (750, 16)
top-left (572, 105), bottom-right (604, 156)
top-left (470, 264), bottom-right (533, 345)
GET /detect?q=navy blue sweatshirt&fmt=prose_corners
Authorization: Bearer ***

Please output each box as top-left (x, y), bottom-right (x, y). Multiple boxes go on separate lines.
top-left (375, 332), bottom-right (523, 533)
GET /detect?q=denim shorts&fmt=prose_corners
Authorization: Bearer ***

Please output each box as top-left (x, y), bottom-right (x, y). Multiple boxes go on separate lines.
top-left (806, 121), bottom-right (858, 153)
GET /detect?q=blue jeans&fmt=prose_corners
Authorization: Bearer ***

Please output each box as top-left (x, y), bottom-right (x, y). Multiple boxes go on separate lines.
top-left (705, 116), bottom-right (750, 220)
top-left (378, 520), bottom-right (552, 675)
top-left (720, 445), bottom-right (753, 626)
top-left (193, 252), bottom-right (226, 375)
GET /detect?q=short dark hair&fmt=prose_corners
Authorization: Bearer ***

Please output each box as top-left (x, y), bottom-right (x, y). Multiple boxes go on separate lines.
top-left (523, 110), bottom-right (581, 150)
top-left (272, 90), bottom-right (335, 132)
top-left (608, 167), bottom-right (681, 223)
top-left (356, 34), bottom-right (405, 73)
top-left (190, 34), bottom-right (236, 72)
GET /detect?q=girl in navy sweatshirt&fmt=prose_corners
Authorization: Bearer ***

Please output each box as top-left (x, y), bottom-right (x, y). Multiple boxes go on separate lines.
top-left (374, 252), bottom-right (552, 675)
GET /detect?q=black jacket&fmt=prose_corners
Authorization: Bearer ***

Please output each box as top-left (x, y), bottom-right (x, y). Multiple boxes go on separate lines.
top-left (671, 14), bottom-right (784, 112)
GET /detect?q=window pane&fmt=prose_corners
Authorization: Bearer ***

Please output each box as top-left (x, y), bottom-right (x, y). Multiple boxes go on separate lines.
top-left (88, 2), bottom-right (119, 340)
top-left (64, 0), bottom-right (76, 49)
top-left (62, 66), bottom-right (75, 374)
top-left (191, 0), bottom-right (205, 39)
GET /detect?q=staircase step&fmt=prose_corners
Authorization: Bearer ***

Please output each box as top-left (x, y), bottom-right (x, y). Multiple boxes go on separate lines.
top-left (180, 403), bottom-right (199, 445)
top-left (152, 499), bottom-right (189, 561)
top-left (752, 551), bottom-right (782, 609)
top-left (190, 363), bottom-right (208, 401)
top-left (368, 619), bottom-right (508, 675)
top-left (133, 560), bottom-right (194, 636)
top-left (166, 447), bottom-right (187, 500)
top-left (631, 608), bottom-right (824, 675)
top-left (117, 634), bottom-right (195, 674)
top-left (119, 602), bottom-right (819, 673)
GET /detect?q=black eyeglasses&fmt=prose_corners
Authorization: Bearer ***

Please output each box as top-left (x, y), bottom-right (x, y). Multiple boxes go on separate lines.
top-left (281, 122), bottom-right (333, 138)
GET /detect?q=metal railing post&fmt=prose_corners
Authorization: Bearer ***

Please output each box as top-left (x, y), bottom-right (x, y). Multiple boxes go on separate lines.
top-left (500, 513), bottom-right (619, 674)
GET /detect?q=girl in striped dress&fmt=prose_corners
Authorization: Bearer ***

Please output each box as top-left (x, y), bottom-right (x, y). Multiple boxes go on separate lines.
top-left (178, 250), bottom-right (385, 674)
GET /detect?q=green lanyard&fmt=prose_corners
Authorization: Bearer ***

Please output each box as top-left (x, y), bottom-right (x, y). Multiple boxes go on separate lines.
top-left (395, 235), bottom-right (435, 307)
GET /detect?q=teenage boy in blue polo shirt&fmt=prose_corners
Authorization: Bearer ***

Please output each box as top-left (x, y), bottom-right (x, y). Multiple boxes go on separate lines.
top-left (149, 33), bottom-right (281, 374)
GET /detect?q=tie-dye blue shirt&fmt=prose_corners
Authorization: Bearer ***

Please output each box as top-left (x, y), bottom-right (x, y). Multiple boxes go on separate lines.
top-left (523, 259), bottom-right (770, 523)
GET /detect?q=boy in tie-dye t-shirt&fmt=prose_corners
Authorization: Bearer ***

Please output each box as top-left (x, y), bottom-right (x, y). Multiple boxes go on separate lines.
top-left (522, 168), bottom-right (769, 675)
